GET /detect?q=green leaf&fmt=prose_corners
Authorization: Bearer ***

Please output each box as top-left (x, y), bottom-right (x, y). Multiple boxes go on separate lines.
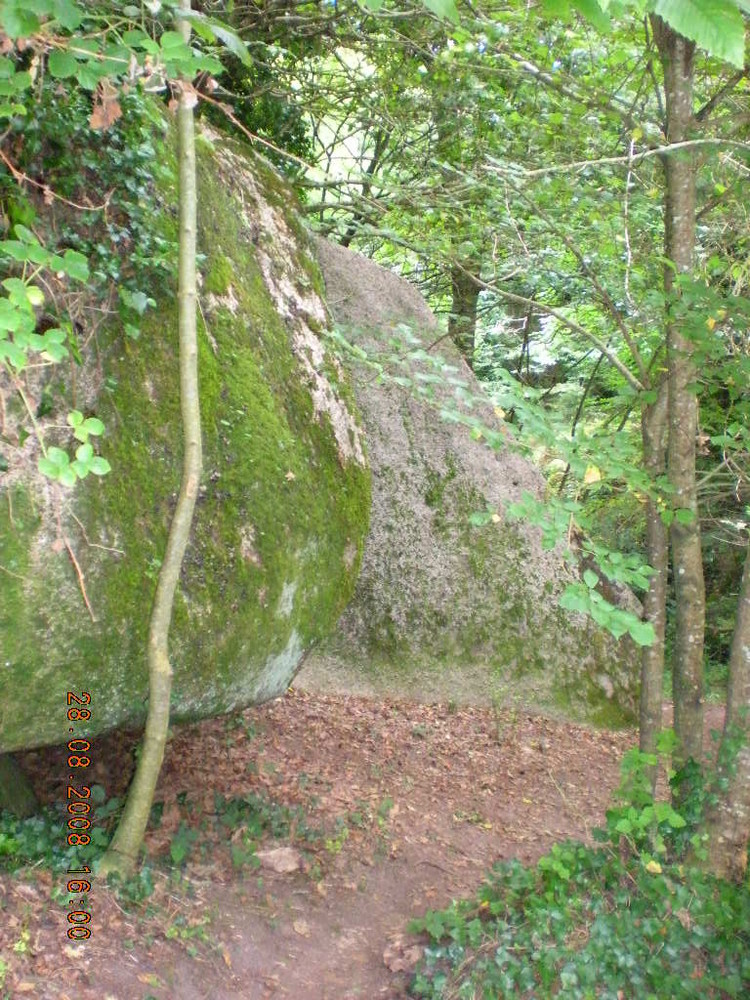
top-left (468, 510), bottom-right (493, 526)
top-left (89, 456), bottom-right (111, 476)
top-left (361, 0), bottom-right (385, 9)
top-left (674, 508), bottom-right (695, 525)
top-left (61, 250), bottom-right (89, 282)
top-left (188, 15), bottom-right (253, 67)
top-left (1, 5), bottom-right (41, 39)
top-left (71, 459), bottom-right (89, 479)
top-left (422, 0), bottom-right (460, 24)
top-left (59, 464), bottom-right (77, 488)
top-left (583, 568), bottom-right (599, 589)
top-left (628, 619), bottom-right (656, 647)
top-left (52, 0), bottom-right (83, 31)
top-left (559, 586), bottom-right (589, 614)
top-left (81, 417), bottom-right (104, 437)
top-left (38, 457), bottom-right (60, 479)
top-left (48, 50), bottom-right (78, 79)
top-left (46, 447), bottom-right (69, 467)
top-left (67, 410), bottom-right (84, 428)
top-left (652, 0), bottom-right (745, 68)
top-left (541, 0), bottom-right (572, 16)
top-left (0, 341), bottom-right (27, 369)
top-left (572, 0), bottom-right (611, 31)
top-left (76, 442), bottom-right (93, 463)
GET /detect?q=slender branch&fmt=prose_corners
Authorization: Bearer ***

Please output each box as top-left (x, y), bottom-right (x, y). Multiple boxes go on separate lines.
top-left (57, 510), bottom-right (96, 622)
top-left (0, 149), bottom-right (112, 212)
top-left (454, 263), bottom-right (644, 393)
top-left (485, 138), bottom-right (750, 180)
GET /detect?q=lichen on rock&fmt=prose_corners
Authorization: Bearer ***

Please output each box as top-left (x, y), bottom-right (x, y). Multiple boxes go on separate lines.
top-left (299, 238), bottom-right (639, 725)
top-left (0, 132), bottom-right (370, 753)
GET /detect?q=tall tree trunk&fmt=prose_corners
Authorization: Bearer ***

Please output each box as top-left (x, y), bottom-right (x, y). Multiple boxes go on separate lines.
top-left (652, 18), bottom-right (705, 771)
top-left (639, 379), bottom-right (669, 776)
top-left (99, 0), bottom-right (202, 877)
top-left (448, 263), bottom-right (480, 366)
top-left (702, 544), bottom-right (750, 881)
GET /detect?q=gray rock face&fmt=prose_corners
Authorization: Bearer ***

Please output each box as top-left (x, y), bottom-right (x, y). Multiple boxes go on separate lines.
top-left (300, 238), bottom-right (639, 724)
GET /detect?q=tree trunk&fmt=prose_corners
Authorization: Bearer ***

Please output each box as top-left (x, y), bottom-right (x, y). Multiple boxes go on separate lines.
top-left (448, 263), bottom-right (480, 366)
top-left (0, 754), bottom-right (38, 817)
top-left (702, 545), bottom-right (750, 881)
top-left (652, 18), bottom-right (705, 771)
top-left (639, 379), bottom-right (669, 777)
top-left (99, 0), bottom-right (202, 877)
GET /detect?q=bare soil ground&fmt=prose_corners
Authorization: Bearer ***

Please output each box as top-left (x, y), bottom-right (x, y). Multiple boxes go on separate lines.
top-left (3, 689), bottom-right (692, 1000)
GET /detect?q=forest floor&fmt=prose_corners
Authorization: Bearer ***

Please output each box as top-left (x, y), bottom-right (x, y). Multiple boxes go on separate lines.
top-left (1, 690), bottom-right (725, 1000)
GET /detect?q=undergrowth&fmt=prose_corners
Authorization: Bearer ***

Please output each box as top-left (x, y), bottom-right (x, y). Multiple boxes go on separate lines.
top-left (409, 736), bottom-right (750, 999)
top-left (0, 785), bottom-right (323, 897)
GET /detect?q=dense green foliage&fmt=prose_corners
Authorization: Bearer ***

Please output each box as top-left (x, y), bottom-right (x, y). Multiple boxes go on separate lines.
top-left (409, 745), bottom-right (750, 998)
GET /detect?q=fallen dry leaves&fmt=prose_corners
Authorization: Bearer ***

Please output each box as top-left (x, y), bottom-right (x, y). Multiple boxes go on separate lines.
top-left (3, 688), bottom-right (652, 999)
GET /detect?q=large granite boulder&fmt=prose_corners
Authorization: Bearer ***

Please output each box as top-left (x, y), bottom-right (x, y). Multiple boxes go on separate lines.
top-left (0, 135), bottom-right (370, 752)
top-left (299, 237), bottom-right (639, 724)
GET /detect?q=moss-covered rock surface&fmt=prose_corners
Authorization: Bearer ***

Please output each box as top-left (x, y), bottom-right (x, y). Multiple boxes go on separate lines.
top-left (300, 238), bottom-right (639, 725)
top-left (0, 134), bottom-right (369, 753)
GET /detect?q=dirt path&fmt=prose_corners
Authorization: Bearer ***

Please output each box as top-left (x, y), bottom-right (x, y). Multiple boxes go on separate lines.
top-left (3, 690), bottom-right (640, 999)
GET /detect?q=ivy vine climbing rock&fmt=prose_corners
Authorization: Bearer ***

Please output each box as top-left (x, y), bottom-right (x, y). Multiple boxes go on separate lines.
top-left (301, 238), bottom-right (639, 725)
top-left (0, 133), bottom-right (370, 753)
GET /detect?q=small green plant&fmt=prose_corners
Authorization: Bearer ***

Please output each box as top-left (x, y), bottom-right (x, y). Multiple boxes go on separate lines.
top-left (110, 864), bottom-right (156, 906)
top-left (12, 929), bottom-right (29, 955)
top-left (408, 734), bottom-right (750, 999)
top-left (325, 818), bottom-right (350, 856)
top-left (169, 822), bottom-right (200, 866)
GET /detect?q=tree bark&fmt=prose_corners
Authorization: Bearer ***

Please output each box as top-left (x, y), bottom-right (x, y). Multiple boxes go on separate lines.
top-left (99, 0), bottom-right (202, 877)
top-left (639, 379), bottom-right (669, 777)
top-left (448, 262), bottom-right (480, 366)
top-left (703, 545), bottom-right (750, 881)
top-left (652, 18), bottom-right (705, 771)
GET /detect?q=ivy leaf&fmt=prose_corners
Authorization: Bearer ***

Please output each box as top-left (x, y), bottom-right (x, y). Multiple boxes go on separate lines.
top-left (652, 0), bottom-right (745, 68)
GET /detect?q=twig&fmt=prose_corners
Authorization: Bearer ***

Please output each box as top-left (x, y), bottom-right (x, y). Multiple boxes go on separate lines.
top-left (57, 509), bottom-right (96, 622)
top-left (197, 92), bottom-right (314, 173)
top-left (0, 149), bottom-right (113, 213)
top-left (69, 509), bottom-right (125, 555)
top-left (485, 137), bottom-right (750, 180)
top-left (0, 563), bottom-right (26, 581)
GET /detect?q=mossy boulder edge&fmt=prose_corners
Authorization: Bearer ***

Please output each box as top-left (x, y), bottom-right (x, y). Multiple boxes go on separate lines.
top-left (0, 134), bottom-right (370, 753)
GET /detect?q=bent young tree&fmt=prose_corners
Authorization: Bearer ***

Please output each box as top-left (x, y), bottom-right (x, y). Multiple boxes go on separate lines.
top-left (100, 0), bottom-right (202, 877)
